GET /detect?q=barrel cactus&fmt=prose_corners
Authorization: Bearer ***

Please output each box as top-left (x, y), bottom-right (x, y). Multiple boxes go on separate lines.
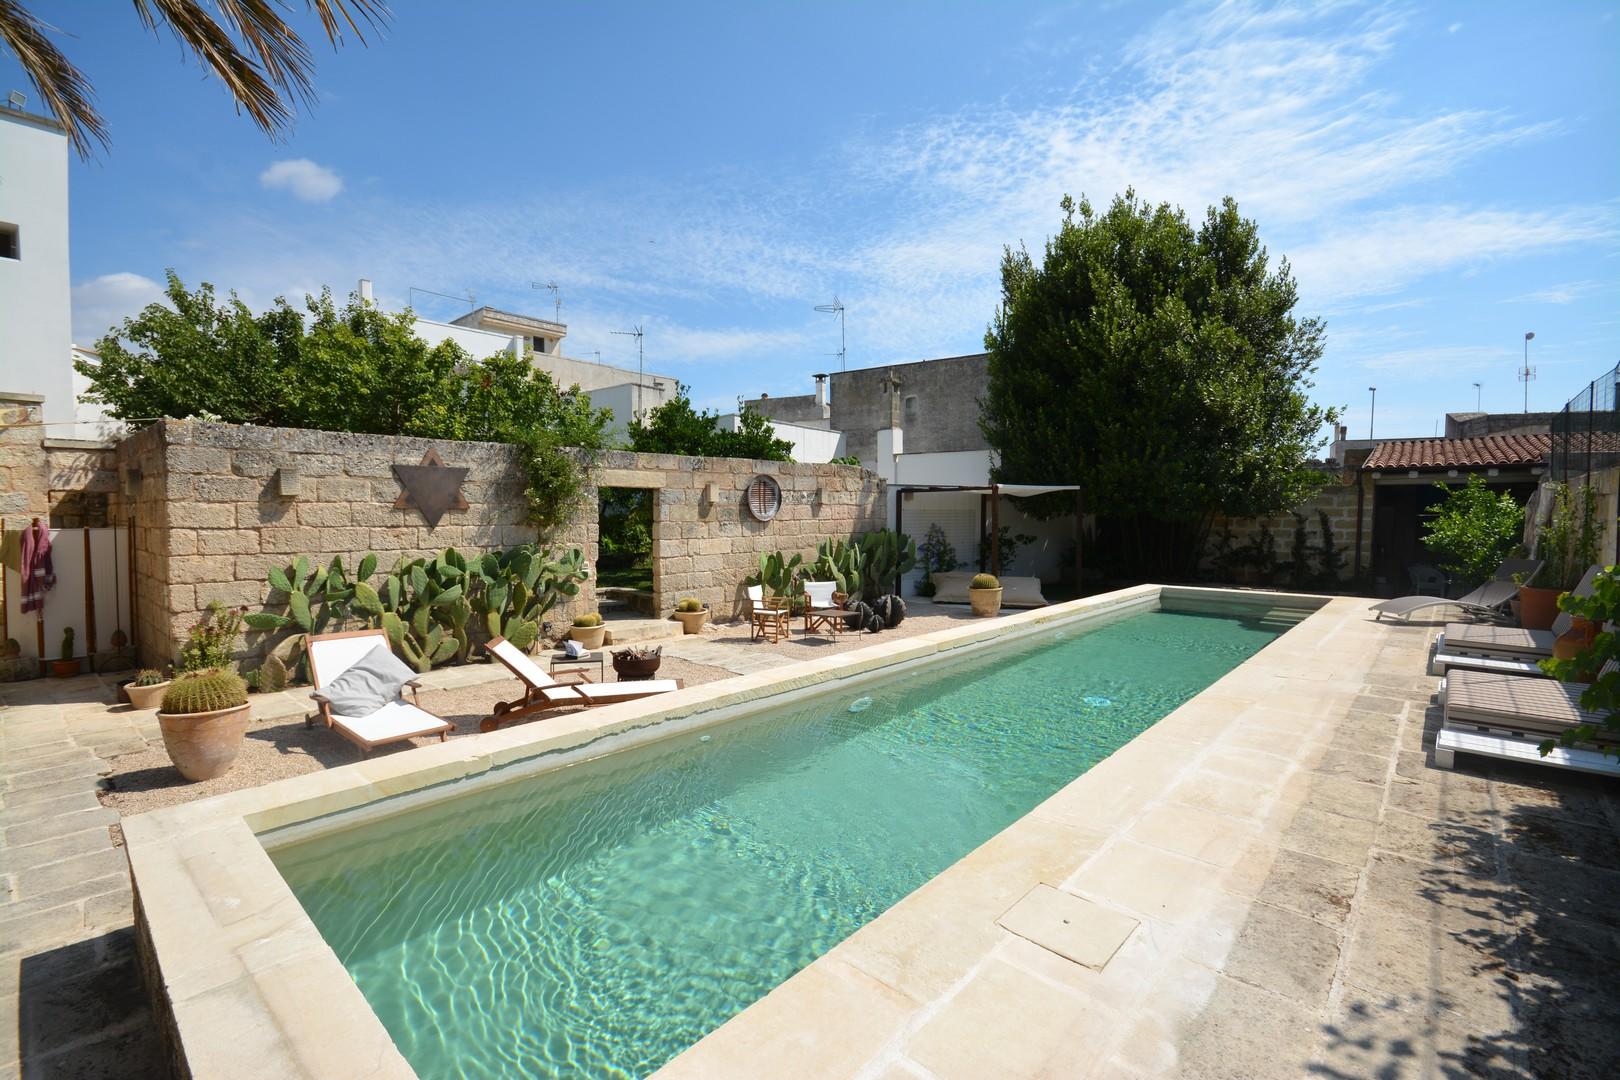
top-left (970, 573), bottom-right (1000, 590)
top-left (160, 669), bottom-right (249, 715)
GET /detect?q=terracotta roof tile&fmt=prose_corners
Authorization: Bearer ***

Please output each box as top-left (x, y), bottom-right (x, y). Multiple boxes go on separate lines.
top-left (1363, 434), bottom-right (1551, 471)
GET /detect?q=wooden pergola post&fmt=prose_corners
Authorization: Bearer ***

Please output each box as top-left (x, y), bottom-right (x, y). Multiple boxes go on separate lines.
top-left (989, 484), bottom-right (1001, 576)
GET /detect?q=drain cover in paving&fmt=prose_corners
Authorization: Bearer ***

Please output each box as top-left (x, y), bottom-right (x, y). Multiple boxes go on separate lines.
top-left (997, 883), bottom-right (1139, 970)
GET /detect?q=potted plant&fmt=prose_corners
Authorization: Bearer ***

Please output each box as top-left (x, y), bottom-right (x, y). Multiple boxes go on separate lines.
top-left (672, 597), bottom-right (708, 634)
top-left (51, 627), bottom-right (80, 678)
top-left (570, 612), bottom-right (607, 650)
top-left (1524, 483), bottom-right (1600, 631)
top-left (969, 573), bottom-right (1003, 617)
top-left (126, 668), bottom-right (172, 710)
top-left (612, 645), bottom-right (663, 680)
top-left (156, 668), bottom-right (252, 781)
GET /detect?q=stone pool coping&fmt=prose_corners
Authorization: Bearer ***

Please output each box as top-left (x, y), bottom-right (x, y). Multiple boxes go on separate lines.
top-left (122, 584), bottom-right (1329, 1078)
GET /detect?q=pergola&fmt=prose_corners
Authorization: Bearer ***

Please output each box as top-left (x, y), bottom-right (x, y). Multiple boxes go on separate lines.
top-left (892, 482), bottom-right (1083, 587)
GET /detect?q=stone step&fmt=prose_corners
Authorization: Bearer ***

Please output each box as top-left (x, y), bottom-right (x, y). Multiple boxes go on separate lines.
top-left (602, 618), bottom-right (682, 646)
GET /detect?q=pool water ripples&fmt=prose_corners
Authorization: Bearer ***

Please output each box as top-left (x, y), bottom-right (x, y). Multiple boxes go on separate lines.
top-left (273, 608), bottom-right (1301, 1078)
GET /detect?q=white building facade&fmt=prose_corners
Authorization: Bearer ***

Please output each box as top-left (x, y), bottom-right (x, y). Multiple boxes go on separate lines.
top-left (0, 107), bottom-right (73, 420)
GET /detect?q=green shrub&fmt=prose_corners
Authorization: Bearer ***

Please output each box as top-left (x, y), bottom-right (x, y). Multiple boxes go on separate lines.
top-left (1421, 475), bottom-right (1526, 588)
top-left (178, 601), bottom-right (243, 673)
top-left (573, 613), bottom-right (604, 628)
top-left (675, 597), bottom-right (704, 613)
top-left (1536, 482), bottom-right (1601, 592)
top-left (970, 573), bottom-right (1001, 590)
top-left (160, 668), bottom-right (248, 714)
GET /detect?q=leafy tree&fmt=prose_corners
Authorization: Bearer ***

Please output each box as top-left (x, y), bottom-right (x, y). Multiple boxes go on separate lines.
top-left (1, 0), bottom-right (385, 157)
top-left (627, 387), bottom-right (794, 461)
top-left (981, 191), bottom-right (1335, 579)
top-left (77, 272), bottom-right (611, 526)
top-left (1421, 476), bottom-right (1526, 587)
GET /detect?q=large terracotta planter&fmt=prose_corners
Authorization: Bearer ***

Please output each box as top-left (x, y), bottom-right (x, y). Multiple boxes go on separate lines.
top-left (126, 680), bottom-right (171, 710)
top-left (157, 704), bottom-right (251, 781)
top-left (672, 608), bottom-right (709, 635)
top-left (570, 624), bottom-right (607, 650)
top-left (1518, 586), bottom-right (1561, 631)
top-left (1552, 615), bottom-right (1601, 679)
top-left (50, 659), bottom-right (81, 678)
top-left (968, 587), bottom-right (1003, 618)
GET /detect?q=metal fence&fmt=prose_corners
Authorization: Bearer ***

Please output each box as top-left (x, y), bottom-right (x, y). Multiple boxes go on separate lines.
top-left (1550, 361), bottom-right (1620, 484)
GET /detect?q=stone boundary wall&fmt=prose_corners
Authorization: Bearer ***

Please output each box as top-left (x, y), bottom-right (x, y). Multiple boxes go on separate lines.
top-left (112, 421), bottom-right (885, 667)
top-left (1203, 471), bottom-right (1370, 584)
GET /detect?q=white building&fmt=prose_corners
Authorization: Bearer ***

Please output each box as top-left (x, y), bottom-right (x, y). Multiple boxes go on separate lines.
top-left (362, 281), bottom-right (679, 435)
top-left (0, 105), bottom-right (74, 419)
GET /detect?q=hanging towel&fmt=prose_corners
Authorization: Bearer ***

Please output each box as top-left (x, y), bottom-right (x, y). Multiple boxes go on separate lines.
top-left (20, 520), bottom-right (55, 614)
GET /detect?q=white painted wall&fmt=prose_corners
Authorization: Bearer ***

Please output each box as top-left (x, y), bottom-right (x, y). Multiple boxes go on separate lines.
top-left (0, 110), bottom-right (74, 423)
top-left (894, 449), bottom-right (994, 487)
top-left (714, 413), bottom-right (846, 463)
top-left (411, 317), bottom-right (521, 360)
top-left (588, 384), bottom-right (638, 441)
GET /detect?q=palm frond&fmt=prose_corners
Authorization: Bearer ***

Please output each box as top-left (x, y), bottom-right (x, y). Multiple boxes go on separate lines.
top-left (0, 0), bottom-right (109, 156)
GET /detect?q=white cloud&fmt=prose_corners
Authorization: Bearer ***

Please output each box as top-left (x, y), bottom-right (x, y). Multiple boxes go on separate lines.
top-left (71, 272), bottom-right (166, 344)
top-left (1356, 344), bottom-right (1511, 372)
top-left (1508, 280), bottom-right (1604, 304)
top-left (259, 159), bottom-right (344, 202)
top-left (1448, 21), bottom-right (1463, 33)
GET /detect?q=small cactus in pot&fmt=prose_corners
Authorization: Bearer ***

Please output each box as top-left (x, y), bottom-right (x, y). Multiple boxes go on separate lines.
top-left (968, 573), bottom-right (1003, 618)
top-left (51, 627), bottom-right (81, 678)
top-left (125, 667), bottom-right (172, 710)
top-left (570, 612), bottom-right (607, 650)
top-left (157, 668), bottom-right (252, 781)
top-left (671, 596), bottom-right (708, 635)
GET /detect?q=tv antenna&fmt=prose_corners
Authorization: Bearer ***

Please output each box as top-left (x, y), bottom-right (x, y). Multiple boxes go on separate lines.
top-left (1519, 331), bottom-right (1536, 412)
top-left (612, 325), bottom-right (645, 418)
top-left (815, 297), bottom-right (846, 371)
top-left (408, 286), bottom-right (475, 312)
top-left (531, 281), bottom-right (560, 323)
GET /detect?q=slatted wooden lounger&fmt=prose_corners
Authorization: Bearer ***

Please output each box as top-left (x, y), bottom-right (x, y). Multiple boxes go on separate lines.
top-left (480, 636), bottom-right (683, 732)
top-left (1427, 564), bottom-right (1602, 676)
top-left (305, 628), bottom-right (454, 755)
top-left (1437, 667), bottom-right (1620, 777)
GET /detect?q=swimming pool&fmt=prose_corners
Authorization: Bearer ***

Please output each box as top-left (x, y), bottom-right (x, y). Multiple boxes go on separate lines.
top-left (269, 605), bottom-right (1303, 1079)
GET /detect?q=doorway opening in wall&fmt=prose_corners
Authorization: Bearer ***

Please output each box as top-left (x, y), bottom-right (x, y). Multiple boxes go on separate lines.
top-left (597, 487), bottom-right (656, 618)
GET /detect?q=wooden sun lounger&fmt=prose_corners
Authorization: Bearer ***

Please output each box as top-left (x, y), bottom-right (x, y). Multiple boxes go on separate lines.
top-left (1427, 565), bottom-right (1604, 675)
top-left (305, 628), bottom-right (453, 756)
top-left (1437, 668), bottom-right (1620, 777)
top-left (480, 636), bottom-right (682, 732)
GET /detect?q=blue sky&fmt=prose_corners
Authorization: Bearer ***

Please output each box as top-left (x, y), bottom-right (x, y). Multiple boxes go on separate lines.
top-left (7, 1), bottom-right (1618, 439)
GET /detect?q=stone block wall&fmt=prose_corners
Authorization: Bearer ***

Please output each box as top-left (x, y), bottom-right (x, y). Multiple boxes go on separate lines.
top-left (113, 422), bottom-right (885, 666)
top-left (1203, 471), bottom-right (1371, 584)
top-left (0, 393), bottom-right (50, 532)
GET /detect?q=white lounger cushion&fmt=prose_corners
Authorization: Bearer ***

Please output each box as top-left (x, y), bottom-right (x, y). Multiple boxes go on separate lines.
top-left (329, 701), bottom-right (451, 745)
top-left (1441, 623), bottom-right (1556, 658)
top-left (487, 638), bottom-right (560, 688)
top-left (536, 679), bottom-right (680, 705)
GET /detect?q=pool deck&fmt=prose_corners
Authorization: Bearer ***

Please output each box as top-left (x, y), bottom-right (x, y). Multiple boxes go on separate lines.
top-left (5, 586), bottom-right (1619, 1077)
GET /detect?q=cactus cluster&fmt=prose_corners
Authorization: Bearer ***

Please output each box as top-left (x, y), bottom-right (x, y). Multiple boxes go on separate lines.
top-left (133, 668), bottom-right (168, 687)
top-left (160, 668), bottom-right (249, 715)
top-left (573, 612), bottom-right (604, 628)
top-left (60, 626), bottom-right (75, 661)
top-left (970, 573), bottom-right (1001, 590)
top-left (754, 550), bottom-right (803, 598)
top-left (245, 544), bottom-right (589, 674)
top-left (808, 539), bottom-right (865, 600)
top-left (674, 597), bottom-right (704, 613)
top-left (857, 530), bottom-right (917, 600)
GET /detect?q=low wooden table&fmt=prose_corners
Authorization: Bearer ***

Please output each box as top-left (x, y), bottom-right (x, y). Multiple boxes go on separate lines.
top-left (549, 649), bottom-right (603, 682)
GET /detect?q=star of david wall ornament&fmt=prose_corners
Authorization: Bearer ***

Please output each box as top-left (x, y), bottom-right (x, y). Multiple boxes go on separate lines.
top-left (392, 449), bottom-right (470, 528)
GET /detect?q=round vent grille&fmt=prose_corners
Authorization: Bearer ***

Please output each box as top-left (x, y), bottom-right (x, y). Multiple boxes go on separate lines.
top-left (745, 475), bottom-right (783, 522)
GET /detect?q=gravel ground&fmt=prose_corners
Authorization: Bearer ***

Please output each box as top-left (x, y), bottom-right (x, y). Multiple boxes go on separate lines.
top-left (679, 600), bottom-right (992, 655)
top-left (97, 653), bottom-right (734, 819)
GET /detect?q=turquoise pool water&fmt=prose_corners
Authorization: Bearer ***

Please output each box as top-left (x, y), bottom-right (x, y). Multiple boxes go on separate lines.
top-left (272, 607), bottom-right (1301, 1079)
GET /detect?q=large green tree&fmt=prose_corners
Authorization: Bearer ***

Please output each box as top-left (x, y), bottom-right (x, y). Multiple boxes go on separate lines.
top-left (79, 272), bottom-right (610, 524)
top-left (627, 387), bottom-right (794, 461)
top-left (981, 191), bottom-right (1335, 578)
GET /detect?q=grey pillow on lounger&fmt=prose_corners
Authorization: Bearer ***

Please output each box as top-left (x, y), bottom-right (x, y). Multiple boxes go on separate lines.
top-left (317, 644), bottom-right (417, 716)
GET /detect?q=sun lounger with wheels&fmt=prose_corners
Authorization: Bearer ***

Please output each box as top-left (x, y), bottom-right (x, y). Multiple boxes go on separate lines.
top-left (1373, 558), bottom-right (1542, 624)
top-left (480, 636), bottom-right (682, 732)
top-left (1427, 565), bottom-right (1601, 675)
top-left (1436, 667), bottom-right (1620, 777)
top-left (305, 628), bottom-right (453, 756)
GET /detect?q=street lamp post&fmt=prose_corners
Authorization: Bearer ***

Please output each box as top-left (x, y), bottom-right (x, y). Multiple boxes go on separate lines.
top-left (1521, 331), bottom-right (1536, 413)
top-left (1368, 386), bottom-right (1377, 440)
top-left (1473, 382), bottom-right (1481, 411)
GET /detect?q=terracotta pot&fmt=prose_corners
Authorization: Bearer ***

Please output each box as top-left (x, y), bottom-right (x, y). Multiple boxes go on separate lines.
top-left (612, 653), bottom-right (663, 680)
top-left (1552, 615), bottom-right (1601, 669)
top-left (126, 680), bottom-right (171, 710)
top-left (1518, 585), bottom-right (1561, 631)
top-left (570, 624), bottom-right (607, 650)
top-left (968, 587), bottom-right (1003, 618)
top-left (672, 608), bottom-right (709, 635)
top-left (50, 659), bottom-right (81, 678)
top-left (157, 703), bottom-right (251, 781)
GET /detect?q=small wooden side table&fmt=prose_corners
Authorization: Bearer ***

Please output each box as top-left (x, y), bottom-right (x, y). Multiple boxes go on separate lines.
top-left (549, 649), bottom-right (604, 682)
